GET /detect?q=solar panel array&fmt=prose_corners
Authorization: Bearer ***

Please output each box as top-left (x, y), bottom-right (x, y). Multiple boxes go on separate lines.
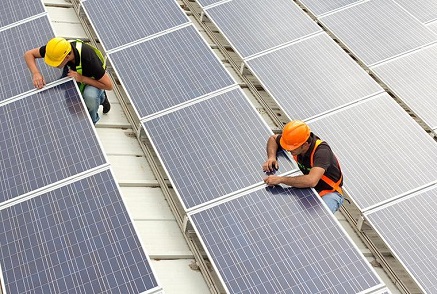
top-left (0, 16), bottom-right (59, 102)
top-left (191, 0), bottom-right (437, 291)
top-left (109, 25), bottom-right (235, 119)
top-left (0, 3), bottom-right (162, 293)
top-left (190, 185), bottom-right (385, 294)
top-left (245, 33), bottom-right (383, 120)
top-left (364, 184), bottom-right (437, 293)
top-left (307, 93), bottom-right (437, 211)
top-left (203, 0), bottom-right (321, 58)
top-left (143, 88), bottom-right (297, 210)
top-left (82, 0), bottom-right (190, 52)
top-left (318, 0), bottom-right (437, 66)
top-left (81, 0), bottom-right (391, 292)
top-left (1, 0), bottom-right (45, 28)
top-left (0, 81), bottom-right (106, 203)
top-left (0, 169), bottom-right (159, 294)
top-left (0, 82), bottom-right (162, 294)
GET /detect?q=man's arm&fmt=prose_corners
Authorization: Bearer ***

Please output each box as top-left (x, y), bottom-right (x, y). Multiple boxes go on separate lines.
top-left (67, 70), bottom-right (113, 91)
top-left (24, 48), bottom-right (45, 89)
top-left (264, 166), bottom-right (325, 188)
top-left (262, 134), bottom-right (280, 172)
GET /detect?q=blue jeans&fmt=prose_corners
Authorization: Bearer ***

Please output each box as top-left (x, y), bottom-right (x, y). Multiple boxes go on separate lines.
top-left (322, 192), bottom-right (344, 213)
top-left (82, 85), bottom-right (105, 124)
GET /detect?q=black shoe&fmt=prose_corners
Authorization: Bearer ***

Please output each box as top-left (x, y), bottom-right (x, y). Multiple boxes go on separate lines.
top-left (102, 92), bottom-right (111, 114)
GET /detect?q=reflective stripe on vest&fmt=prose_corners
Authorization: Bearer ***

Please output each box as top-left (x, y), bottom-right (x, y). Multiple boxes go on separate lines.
top-left (69, 40), bottom-right (106, 93)
top-left (294, 139), bottom-right (343, 197)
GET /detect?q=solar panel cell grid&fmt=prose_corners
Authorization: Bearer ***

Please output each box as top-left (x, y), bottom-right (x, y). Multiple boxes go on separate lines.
top-left (205, 0), bottom-right (321, 58)
top-left (109, 25), bottom-right (235, 119)
top-left (1, 0), bottom-right (45, 28)
top-left (0, 16), bottom-right (58, 102)
top-left (297, 0), bottom-right (362, 16)
top-left (0, 80), bottom-right (106, 203)
top-left (143, 88), bottom-right (297, 210)
top-left (371, 45), bottom-right (437, 130)
top-left (246, 33), bottom-right (382, 121)
top-left (82, 0), bottom-right (189, 51)
top-left (308, 93), bottom-right (437, 211)
top-left (319, 0), bottom-right (437, 66)
top-left (365, 185), bottom-right (437, 293)
top-left (0, 170), bottom-right (159, 294)
top-left (190, 186), bottom-right (383, 293)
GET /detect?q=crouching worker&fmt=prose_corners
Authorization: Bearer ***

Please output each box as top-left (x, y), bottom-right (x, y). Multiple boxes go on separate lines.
top-left (262, 120), bottom-right (344, 213)
top-left (24, 37), bottom-right (112, 124)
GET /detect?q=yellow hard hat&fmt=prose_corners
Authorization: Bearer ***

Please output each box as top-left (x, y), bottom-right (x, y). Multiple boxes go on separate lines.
top-left (44, 37), bottom-right (71, 67)
top-left (280, 120), bottom-right (311, 151)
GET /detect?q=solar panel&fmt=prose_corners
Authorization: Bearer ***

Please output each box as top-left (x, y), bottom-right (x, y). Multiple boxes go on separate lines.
top-left (393, 0), bottom-right (437, 23)
top-left (196, 0), bottom-right (223, 8)
top-left (319, 0), bottom-right (437, 66)
top-left (371, 44), bottom-right (437, 131)
top-left (297, 0), bottom-right (362, 16)
top-left (0, 169), bottom-right (161, 294)
top-left (0, 16), bottom-right (58, 102)
top-left (365, 184), bottom-right (437, 293)
top-left (190, 185), bottom-right (385, 294)
top-left (246, 33), bottom-right (383, 121)
top-left (204, 0), bottom-right (321, 58)
top-left (109, 25), bottom-right (235, 119)
top-left (0, 80), bottom-right (107, 204)
top-left (82, 0), bottom-right (190, 51)
top-left (142, 88), bottom-right (297, 210)
top-left (1, 0), bottom-right (45, 28)
top-left (307, 93), bottom-right (437, 211)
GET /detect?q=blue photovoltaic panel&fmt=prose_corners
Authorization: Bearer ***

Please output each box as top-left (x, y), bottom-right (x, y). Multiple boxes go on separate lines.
top-left (365, 185), bottom-right (437, 293)
top-left (190, 186), bottom-right (384, 293)
top-left (0, 16), bottom-right (58, 102)
top-left (1, 0), bottom-right (45, 28)
top-left (319, 0), bottom-right (437, 66)
top-left (143, 88), bottom-right (297, 210)
top-left (298, 0), bottom-right (362, 16)
top-left (308, 93), bottom-right (437, 211)
top-left (246, 33), bottom-right (382, 121)
top-left (205, 0), bottom-right (321, 58)
top-left (0, 169), bottom-right (160, 294)
top-left (0, 80), bottom-right (106, 203)
top-left (371, 44), bottom-right (437, 130)
top-left (82, 0), bottom-right (189, 51)
top-left (109, 25), bottom-right (235, 118)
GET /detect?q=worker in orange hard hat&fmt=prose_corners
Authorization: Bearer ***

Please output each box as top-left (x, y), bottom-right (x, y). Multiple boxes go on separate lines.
top-left (24, 37), bottom-right (112, 124)
top-left (262, 120), bottom-right (344, 213)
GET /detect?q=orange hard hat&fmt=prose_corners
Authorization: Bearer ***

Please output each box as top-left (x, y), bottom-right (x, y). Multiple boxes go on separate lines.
top-left (44, 37), bottom-right (71, 67)
top-left (279, 120), bottom-right (311, 151)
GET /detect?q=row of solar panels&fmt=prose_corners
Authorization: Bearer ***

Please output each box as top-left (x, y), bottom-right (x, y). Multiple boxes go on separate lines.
top-left (0, 1), bottom-right (162, 293)
top-left (199, 0), bottom-right (437, 292)
top-left (81, 0), bottom-right (390, 292)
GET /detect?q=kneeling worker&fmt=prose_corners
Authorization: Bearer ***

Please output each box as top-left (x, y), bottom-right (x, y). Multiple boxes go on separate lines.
top-left (262, 120), bottom-right (344, 213)
top-left (24, 37), bottom-right (112, 124)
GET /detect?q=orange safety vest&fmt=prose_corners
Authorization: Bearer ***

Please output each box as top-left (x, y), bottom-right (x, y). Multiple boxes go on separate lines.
top-left (294, 139), bottom-right (343, 197)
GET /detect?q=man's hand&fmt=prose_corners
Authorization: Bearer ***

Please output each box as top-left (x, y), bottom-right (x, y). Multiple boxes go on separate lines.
top-left (262, 157), bottom-right (278, 173)
top-left (264, 175), bottom-right (283, 186)
top-left (33, 72), bottom-right (45, 89)
top-left (67, 69), bottom-right (83, 83)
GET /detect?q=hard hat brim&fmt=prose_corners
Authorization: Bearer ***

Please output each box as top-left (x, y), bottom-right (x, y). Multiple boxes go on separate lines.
top-left (44, 54), bottom-right (66, 67)
top-left (280, 136), bottom-right (301, 151)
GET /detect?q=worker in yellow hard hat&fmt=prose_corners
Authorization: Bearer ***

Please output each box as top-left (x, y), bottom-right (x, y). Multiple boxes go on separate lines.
top-left (262, 120), bottom-right (344, 213)
top-left (24, 37), bottom-right (112, 124)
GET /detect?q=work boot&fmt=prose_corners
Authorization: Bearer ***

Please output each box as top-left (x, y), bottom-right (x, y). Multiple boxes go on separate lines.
top-left (102, 92), bottom-right (111, 114)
